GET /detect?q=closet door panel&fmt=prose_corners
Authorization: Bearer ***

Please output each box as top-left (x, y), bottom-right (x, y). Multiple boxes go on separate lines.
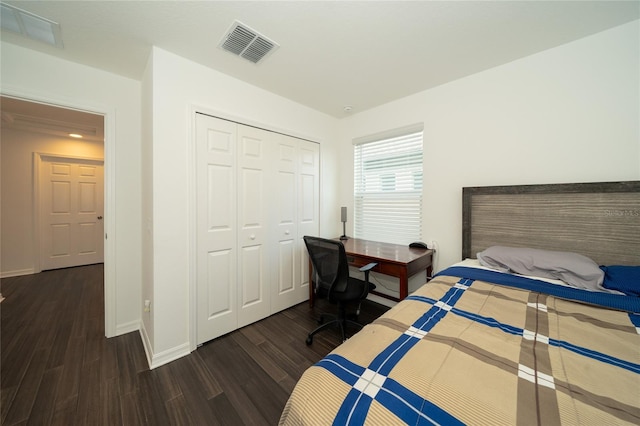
top-left (236, 125), bottom-right (272, 327)
top-left (275, 169), bottom-right (295, 296)
top-left (196, 114), bottom-right (238, 344)
top-left (297, 141), bottom-right (320, 298)
top-left (205, 249), bottom-right (234, 317)
top-left (240, 245), bottom-right (264, 305)
top-left (271, 135), bottom-right (300, 312)
top-left (276, 240), bottom-right (295, 293)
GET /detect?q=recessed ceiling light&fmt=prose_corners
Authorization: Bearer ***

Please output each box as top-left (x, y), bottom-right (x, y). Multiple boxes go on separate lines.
top-left (343, 105), bottom-right (353, 112)
top-left (1, 3), bottom-right (63, 48)
top-left (69, 133), bottom-right (83, 138)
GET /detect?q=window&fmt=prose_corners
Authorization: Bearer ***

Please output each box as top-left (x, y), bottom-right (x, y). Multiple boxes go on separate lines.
top-left (354, 125), bottom-right (424, 245)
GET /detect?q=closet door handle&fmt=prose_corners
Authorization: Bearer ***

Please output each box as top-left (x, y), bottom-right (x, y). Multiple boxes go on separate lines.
top-left (250, 234), bottom-right (256, 240)
top-left (285, 230), bottom-right (290, 235)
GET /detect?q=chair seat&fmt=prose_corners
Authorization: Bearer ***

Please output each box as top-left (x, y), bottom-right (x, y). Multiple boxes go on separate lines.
top-left (317, 277), bottom-right (370, 302)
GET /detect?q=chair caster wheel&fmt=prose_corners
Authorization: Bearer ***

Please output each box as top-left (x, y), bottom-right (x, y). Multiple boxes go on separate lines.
top-left (306, 336), bottom-right (313, 345)
top-left (317, 317), bottom-right (324, 325)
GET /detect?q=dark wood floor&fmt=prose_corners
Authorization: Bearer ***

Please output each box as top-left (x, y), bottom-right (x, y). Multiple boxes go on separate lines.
top-left (1, 264), bottom-right (388, 425)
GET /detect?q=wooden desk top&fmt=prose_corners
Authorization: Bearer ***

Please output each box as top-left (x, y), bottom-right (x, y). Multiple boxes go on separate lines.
top-left (339, 238), bottom-right (433, 265)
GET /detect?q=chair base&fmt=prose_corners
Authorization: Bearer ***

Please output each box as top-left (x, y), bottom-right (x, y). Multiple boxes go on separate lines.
top-left (305, 311), bottom-right (364, 345)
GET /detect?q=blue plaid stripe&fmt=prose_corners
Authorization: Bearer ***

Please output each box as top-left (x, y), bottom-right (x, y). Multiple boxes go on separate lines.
top-left (370, 280), bottom-right (471, 375)
top-left (549, 339), bottom-right (640, 374)
top-left (319, 278), bottom-right (472, 424)
top-left (453, 308), bottom-right (524, 336)
top-left (317, 354), bottom-right (365, 386)
top-left (381, 378), bottom-right (465, 426)
top-left (415, 293), bottom-right (640, 374)
top-left (454, 309), bottom-right (640, 374)
top-left (406, 294), bottom-right (438, 304)
top-left (408, 277), bottom-right (640, 374)
top-left (437, 266), bottom-right (640, 313)
top-left (368, 333), bottom-right (421, 375)
top-left (334, 387), bottom-right (372, 425)
top-left (329, 357), bottom-right (465, 425)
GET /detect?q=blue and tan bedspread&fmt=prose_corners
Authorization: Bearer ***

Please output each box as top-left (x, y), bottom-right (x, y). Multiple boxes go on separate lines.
top-left (279, 267), bottom-right (640, 425)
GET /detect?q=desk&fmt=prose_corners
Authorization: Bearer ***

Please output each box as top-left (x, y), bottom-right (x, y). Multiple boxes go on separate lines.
top-left (309, 238), bottom-right (434, 306)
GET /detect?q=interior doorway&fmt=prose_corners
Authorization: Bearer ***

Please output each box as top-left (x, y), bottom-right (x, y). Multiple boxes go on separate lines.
top-left (0, 95), bottom-right (110, 331)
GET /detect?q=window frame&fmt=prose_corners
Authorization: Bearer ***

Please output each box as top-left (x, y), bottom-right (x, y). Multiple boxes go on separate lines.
top-left (353, 124), bottom-right (424, 245)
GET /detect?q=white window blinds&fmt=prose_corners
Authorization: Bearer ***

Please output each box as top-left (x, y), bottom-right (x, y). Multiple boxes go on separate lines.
top-left (354, 127), bottom-right (423, 245)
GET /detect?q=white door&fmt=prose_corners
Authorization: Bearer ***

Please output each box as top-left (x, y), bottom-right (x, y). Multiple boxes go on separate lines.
top-left (236, 125), bottom-right (272, 327)
top-left (297, 140), bottom-right (320, 299)
top-left (271, 135), bottom-right (299, 313)
top-left (196, 114), bottom-right (238, 344)
top-left (40, 155), bottom-right (104, 271)
top-left (271, 138), bottom-right (320, 311)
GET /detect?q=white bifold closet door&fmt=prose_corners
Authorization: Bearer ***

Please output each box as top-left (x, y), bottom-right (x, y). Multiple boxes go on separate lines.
top-left (196, 115), bottom-right (239, 344)
top-left (195, 113), bottom-right (318, 345)
top-left (271, 135), bottom-right (319, 313)
top-left (235, 124), bottom-right (272, 328)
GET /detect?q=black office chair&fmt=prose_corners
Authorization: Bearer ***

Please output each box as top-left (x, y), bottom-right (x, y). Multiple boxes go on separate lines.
top-left (303, 236), bottom-right (377, 345)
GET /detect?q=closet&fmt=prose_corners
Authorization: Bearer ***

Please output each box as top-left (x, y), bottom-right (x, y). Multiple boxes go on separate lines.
top-left (195, 113), bottom-right (319, 345)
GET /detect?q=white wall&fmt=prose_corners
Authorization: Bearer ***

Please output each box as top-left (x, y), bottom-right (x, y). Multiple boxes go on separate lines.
top-left (140, 51), bottom-right (155, 352)
top-left (1, 128), bottom-right (104, 275)
top-left (1, 41), bottom-right (143, 335)
top-left (141, 47), bottom-right (339, 366)
top-left (338, 20), bottom-right (640, 272)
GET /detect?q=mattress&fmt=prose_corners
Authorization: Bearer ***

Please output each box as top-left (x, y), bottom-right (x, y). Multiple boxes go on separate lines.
top-left (279, 265), bottom-right (640, 425)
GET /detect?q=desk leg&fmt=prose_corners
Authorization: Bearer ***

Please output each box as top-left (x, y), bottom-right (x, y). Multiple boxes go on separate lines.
top-left (308, 259), bottom-right (314, 308)
top-left (399, 270), bottom-right (408, 300)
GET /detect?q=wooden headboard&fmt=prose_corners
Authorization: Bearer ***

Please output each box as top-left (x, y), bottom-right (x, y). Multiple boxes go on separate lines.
top-left (462, 181), bottom-right (640, 266)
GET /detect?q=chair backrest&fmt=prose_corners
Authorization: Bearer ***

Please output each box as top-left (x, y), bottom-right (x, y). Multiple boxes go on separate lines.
top-left (303, 236), bottom-right (351, 297)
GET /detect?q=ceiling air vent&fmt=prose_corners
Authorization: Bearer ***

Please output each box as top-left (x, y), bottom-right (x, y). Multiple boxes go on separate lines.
top-left (219, 21), bottom-right (279, 64)
top-left (1, 3), bottom-right (63, 48)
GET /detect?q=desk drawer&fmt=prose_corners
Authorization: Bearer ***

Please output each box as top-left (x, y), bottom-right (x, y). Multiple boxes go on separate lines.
top-left (347, 256), bottom-right (376, 269)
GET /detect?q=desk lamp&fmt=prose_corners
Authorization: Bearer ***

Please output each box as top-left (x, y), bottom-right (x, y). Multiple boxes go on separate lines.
top-left (340, 207), bottom-right (348, 240)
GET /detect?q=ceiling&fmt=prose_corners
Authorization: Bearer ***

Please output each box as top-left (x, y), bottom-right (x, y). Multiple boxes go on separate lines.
top-left (1, 95), bottom-right (104, 142)
top-left (1, 1), bottom-right (638, 120)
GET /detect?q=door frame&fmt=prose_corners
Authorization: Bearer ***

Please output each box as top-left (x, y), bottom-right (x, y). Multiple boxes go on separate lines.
top-left (34, 153), bottom-right (105, 272)
top-left (3, 89), bottom-right (117, 338)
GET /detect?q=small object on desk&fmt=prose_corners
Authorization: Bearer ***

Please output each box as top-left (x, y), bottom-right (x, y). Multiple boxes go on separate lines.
top-left (409, 241), bottom-right (429, 249)
top-left (340, 206), bottom-right (348, 240)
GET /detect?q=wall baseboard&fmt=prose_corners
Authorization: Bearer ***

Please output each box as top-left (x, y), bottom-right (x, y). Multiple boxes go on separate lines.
top-left (1, 268), bottom-right (36, 278)
top-left (139, 321), bottom-right (191, 370)
top-left (115, 320), bottom-right (140, 336)
top-left (139, 322), bottom-right (153, 369)
top-left (149, 342), bottom-right (191, 370)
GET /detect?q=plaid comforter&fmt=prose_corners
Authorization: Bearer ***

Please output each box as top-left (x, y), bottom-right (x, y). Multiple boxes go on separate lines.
top-left (280, 267), bottom-right (640, 425)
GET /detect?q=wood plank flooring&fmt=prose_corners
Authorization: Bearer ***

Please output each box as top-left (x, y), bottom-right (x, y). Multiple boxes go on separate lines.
top-left (1, 264), bottom-right (388, 425)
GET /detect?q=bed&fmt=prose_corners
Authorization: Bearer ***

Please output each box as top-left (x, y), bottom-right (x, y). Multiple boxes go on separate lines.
top-left (279, 181), bottom-right (640, 425)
